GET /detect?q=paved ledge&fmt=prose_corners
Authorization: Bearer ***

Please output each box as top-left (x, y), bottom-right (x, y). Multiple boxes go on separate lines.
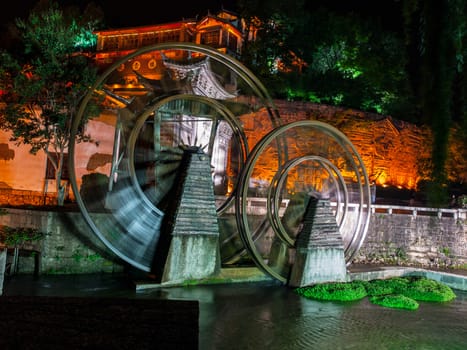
top-left (136, 265), bottom-right (467, 291)
top-left (348, 266), bottom-right (467, 291)
top-left (135, 267), bottom-right (274, 291)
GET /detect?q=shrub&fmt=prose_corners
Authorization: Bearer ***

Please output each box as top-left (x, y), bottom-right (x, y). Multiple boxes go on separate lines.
top-left (0, 226), bottom-right (45, 246)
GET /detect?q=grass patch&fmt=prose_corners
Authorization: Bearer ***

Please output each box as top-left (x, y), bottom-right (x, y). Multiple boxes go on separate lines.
top-left (296, 276), bottom-right (456, 310)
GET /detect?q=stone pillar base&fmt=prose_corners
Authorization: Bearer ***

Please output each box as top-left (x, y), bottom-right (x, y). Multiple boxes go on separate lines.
top-left (162, 235), bottom-right (220, 284)
top-left (289, 247), bottom-right (347, 287)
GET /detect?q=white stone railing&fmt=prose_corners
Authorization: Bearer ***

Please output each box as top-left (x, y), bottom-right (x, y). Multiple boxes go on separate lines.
top-left (371, 204), bottom-right (467, 220)
top-left (217, 196), bottom-right (467, 221)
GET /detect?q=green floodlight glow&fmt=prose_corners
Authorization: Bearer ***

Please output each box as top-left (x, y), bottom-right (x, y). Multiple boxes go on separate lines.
top-left (73, 30), bottom-right (97, 50)
top-left (336, 63), bottom-right (362, 79)
top-left (286, 88), bottom-right (321, 103)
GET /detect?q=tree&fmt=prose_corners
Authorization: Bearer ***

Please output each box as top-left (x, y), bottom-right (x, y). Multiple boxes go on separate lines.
top-left (403, 0), bottom-right (467, 206)
top-left (237, 0), bottom-right (307, 96)
top-left (238, 0), bottom-right (413, 119)
top-left (0, 1), bottom-right (102, 205)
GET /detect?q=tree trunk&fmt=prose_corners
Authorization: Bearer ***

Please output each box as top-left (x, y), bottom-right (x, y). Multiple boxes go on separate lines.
top-left (54, 151), bottom-right (66, 207)
top-left (57, 183), bottom-right (66, 206)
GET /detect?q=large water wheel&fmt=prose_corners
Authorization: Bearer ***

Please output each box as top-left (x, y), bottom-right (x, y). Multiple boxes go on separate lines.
top-left (69, 43), bottom-right (371, 282)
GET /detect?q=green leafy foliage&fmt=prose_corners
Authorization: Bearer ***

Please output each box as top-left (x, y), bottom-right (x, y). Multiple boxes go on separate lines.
top-left (363, 277), bottom-right (410, 297)
top-left (238, 0), bottom-right (413, 119)
top-left (401, 276), bottom-right (457, 302)
top-left (0, 1), bottom-right (103, 205)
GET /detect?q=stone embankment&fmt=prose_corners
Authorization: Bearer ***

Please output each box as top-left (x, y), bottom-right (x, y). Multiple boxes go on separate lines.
top-left (354, 205), bottom-right (466, 269)
top-left (0, 204), bottom-right (465, 275)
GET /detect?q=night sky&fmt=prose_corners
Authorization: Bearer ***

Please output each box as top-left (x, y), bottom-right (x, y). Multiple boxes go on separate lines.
top-left (99, 0), bottom-right (238, 27)
top-left (0, 0), bottom-right (403, 48)
top-left (1, 0), bottom-right (403, 27)
top-left (0, 0), bottom-right (238, 28)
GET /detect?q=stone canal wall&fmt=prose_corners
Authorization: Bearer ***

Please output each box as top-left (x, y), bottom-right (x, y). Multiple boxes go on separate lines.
top-left (0, 209), bottom-right (124, 275)
top-left (0, 205), bottom-right (465, 275)
top-left (354, 205), bottom-right (467, 268)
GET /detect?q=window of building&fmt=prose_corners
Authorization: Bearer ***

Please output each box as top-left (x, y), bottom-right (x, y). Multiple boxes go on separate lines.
top-left (200, 31), bottom-right (220, 47)
top-left (161, 30), bottom-right (181, 43)
top-left (228, 32), bottom-right (238, 53)
top-left (102, 36), bottom-right (119, 51)
top-left (122, 34), bottom-right (139, 50)
top-left (142, 33), bottom-right (157, 47)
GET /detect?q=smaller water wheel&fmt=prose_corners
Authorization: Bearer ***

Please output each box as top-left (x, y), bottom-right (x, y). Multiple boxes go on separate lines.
top-left (235, 120), bottom-right (372, 283)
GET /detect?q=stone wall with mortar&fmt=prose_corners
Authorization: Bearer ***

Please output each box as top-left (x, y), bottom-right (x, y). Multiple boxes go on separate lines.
top-left (0, 206), bottom-right (465, 275)
top-left (0, 209), bottom-right (124, 274)
top-left (0, 189), bottom-right (57, 207)
top-left (354, 206), bottom-right (467, 269)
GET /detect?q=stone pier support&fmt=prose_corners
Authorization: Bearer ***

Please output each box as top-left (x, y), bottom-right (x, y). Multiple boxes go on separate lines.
top-left (289, 198), bottom-right (347, 287)
top-left (161, 149), bottom-right (221, 284)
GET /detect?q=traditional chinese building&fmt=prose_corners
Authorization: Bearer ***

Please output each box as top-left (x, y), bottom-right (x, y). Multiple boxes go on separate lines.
top-left (93, 9), bottom-right (247, 72)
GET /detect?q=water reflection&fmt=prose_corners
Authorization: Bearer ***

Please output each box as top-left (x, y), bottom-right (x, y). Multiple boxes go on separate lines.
top-left (3, 275), bottom-right (467, 349)
top-left (148, 281), bottom-right (467, 350)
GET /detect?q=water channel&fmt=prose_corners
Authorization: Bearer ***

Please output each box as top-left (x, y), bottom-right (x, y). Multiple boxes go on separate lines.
top-left (3, 274), bottom-right (467, 349)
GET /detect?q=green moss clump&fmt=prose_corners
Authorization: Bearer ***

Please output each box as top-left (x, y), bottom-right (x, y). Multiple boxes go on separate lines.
top-left (401, 276), bottom-right (457, 302)
top-left (363, 277), bottom-right (412, 296)
top-left (0, 226), bottom-right (45, 246)
top-left (295, 276), bottom-right (456, 310)
top-left (296, 281), bottom-right (367, 301)
top-left (370, 294), bottom-right (419, 310)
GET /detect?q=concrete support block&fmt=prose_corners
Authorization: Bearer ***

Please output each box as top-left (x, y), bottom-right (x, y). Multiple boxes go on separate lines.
top-left (160, 149), bottom-right (221, 284)
top-left (288, 197), bottom-right (348, 287)
top-left (289, 247), bottom-right (347, 287)
top-left (162, 235), bottom-right (220, 283)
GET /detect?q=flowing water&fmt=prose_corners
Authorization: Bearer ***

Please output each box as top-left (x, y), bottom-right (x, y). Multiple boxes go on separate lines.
top-left (158, 281), bottom-right (467, 350)
top-left (3, 275), bottom-right (467, 349)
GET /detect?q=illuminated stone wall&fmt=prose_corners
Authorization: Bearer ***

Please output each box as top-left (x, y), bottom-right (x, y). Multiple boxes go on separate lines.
top-left (0, 100), bottom-right (463, 206)
top-left (242, 100), bottom-right (464, 192)
top-left (274, 100), bottom-right (434, 190)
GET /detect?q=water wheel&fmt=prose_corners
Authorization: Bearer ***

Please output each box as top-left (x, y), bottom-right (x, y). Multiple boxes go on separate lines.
top-left (70, 43), bottom-right (371, 283)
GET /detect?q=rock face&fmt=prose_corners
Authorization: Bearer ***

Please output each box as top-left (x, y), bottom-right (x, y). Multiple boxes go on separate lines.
top-left (289, 197), bottom-right (347, 287)
top-left (239, 100), bottom-right (437, 191)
